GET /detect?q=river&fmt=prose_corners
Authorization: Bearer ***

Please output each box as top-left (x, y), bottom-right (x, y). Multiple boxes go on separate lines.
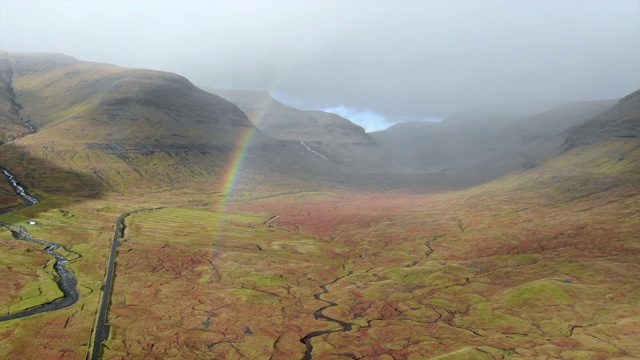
top-left (0, 166), bottom-right (79, 321)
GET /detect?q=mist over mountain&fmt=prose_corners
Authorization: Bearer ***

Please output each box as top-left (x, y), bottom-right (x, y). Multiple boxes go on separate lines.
top-left (0, 51), bottom-right (639, 360)
top-left (0, 52), bottom-right (414, 196)
top-left (565, 89), bottom-right (640, 148)
top-left (209, 89), bottom-right (398, 172)
top-left (211, 89), bottom-right (370, 142)
top-left (372, 99), bottom-right (619, 177)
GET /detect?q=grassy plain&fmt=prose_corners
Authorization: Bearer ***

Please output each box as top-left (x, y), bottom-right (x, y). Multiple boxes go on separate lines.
top-left (0, 140), bottom-right (638, 359)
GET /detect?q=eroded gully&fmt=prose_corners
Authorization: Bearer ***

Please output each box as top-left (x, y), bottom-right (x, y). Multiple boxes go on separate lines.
top-left (0, 167), bottom-right (80, 321)
top-left (301, 269), bottom-right (355, 360)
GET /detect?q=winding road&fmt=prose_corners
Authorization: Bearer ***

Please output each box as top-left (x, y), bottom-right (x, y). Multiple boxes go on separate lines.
top-left (0, 166), bottom-right (80, 321)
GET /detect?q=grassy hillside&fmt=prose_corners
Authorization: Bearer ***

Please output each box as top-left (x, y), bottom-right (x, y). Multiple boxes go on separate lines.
top-left (0, 52), bottom-right (247, 193)
top-left (0, 53), bottom-right (349, 196)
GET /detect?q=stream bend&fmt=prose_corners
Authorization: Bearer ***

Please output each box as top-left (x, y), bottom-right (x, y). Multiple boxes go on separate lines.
top-left (0, 166), bottom-right (79, 321)
top-left (301, 270), bottom-right (354, 360)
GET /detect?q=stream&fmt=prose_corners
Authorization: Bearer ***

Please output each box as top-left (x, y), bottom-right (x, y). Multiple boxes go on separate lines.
top-left (0, 166), bottom-right (79, 321)
top-left (301, 270), bottom-right (354, 360)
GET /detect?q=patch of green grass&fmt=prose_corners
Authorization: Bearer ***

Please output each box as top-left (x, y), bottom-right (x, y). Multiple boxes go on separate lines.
top-left (252, 275), bottom-right (286, 286)
top-left (504, 281), bottom-right (572, 308)
top-left (430, 347), bottom-right (495, 359)
top-left (233, 288), bottom-right (277, 303)
top-left (1, 267), bottom-right (63, 314)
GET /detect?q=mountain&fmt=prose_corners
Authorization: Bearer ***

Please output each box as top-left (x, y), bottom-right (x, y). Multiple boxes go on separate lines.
top-left (0, 52), bottom-right (353, 196)
top-left (565, 89), bottom-right (640, 148)
top-left (209, 89), bottom-right (397, 171)
top-left (0, 57), bottom-right (32, 143)
top-left (209, 89), bottom-right (370, 143)
top-left (1, 51), bottom-right (637, 197)
top-left (371, 100), bottom-right (615, 171)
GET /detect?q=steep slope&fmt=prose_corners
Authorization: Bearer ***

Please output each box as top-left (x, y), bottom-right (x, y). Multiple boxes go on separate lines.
top-left (210, 89), bottom-right (397, 171)
top-left (0, 57), bottom-right (33, 143)
top-left (548, 89), bottom-right (640, 178)
top-left (0, 52), bottom-right (346, 195)
top-left (565, 89), bottom-right (640, 148)
top-left (371, 100), bottom-right (615, 170)
top-left (454, 99), bottom-right (621, 177)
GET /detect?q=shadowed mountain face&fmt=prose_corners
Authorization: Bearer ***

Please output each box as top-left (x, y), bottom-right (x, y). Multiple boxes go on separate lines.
top-left (0, 57), bottom-right (33, 143)
top-left (210, 89), bottom-right (372, 143)
top-left (0, 52), bottom-right (261, 193)
top-left (565, 89), bottom-right (640, 148)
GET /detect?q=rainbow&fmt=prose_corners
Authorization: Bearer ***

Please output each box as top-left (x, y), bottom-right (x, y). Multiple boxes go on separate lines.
top-left (211, 109), bottom-right (268, 242)
top-left (219, 109), bottom-right (268, 204)
top-left (220, 125), bottom-right (256, 198)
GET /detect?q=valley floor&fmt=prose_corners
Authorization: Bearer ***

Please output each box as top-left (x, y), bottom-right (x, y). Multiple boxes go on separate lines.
top-left (0, 148), bottom-right (639, 359)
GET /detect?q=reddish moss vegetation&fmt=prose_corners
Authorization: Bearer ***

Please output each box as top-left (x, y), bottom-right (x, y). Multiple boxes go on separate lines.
top-left (228, 177), bottom-right (640, 358)
top-left (91, 169), bottom-right (639, 359)
top-left (1, 144), bottom-right (639, 359)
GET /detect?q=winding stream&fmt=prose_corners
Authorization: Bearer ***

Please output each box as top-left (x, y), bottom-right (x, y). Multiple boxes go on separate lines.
top-left (301, 270), bottom-right (354, 360)
top-left (0, 168), bottom-right (38, 206)
top-left (0, 166), bottom-right (79, 321)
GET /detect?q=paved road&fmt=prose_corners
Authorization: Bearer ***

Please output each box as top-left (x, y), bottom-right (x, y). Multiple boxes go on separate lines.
top-left (90, 212), bottom-right (128, 360)
top-left (91, 208), bottom-right (161, 360)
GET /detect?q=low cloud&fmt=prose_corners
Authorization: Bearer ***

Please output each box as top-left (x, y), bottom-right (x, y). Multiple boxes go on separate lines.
top-left (323, 106), bottom-right (392, 133)
top-left (1, 1), bottom-right (638, 121)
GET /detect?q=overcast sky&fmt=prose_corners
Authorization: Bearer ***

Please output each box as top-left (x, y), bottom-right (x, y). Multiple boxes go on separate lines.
top-left (1, 1), bottom-right (639, 131)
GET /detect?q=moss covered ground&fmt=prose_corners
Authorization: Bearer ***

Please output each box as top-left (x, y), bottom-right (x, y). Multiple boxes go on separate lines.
top-left (0, 139), bottom-right (638, 359)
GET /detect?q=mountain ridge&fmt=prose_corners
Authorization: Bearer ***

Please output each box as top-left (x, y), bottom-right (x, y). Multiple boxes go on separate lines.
top-left (1, 51), bottom-right (638, 195)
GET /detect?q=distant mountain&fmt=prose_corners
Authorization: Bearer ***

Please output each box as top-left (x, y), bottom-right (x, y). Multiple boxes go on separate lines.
top-left (209, 89), bottom-right (396, 171)
top-left (372, 99), bottom-right (616, 171)
top-left (209, 89), bottom-right (370, 142)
